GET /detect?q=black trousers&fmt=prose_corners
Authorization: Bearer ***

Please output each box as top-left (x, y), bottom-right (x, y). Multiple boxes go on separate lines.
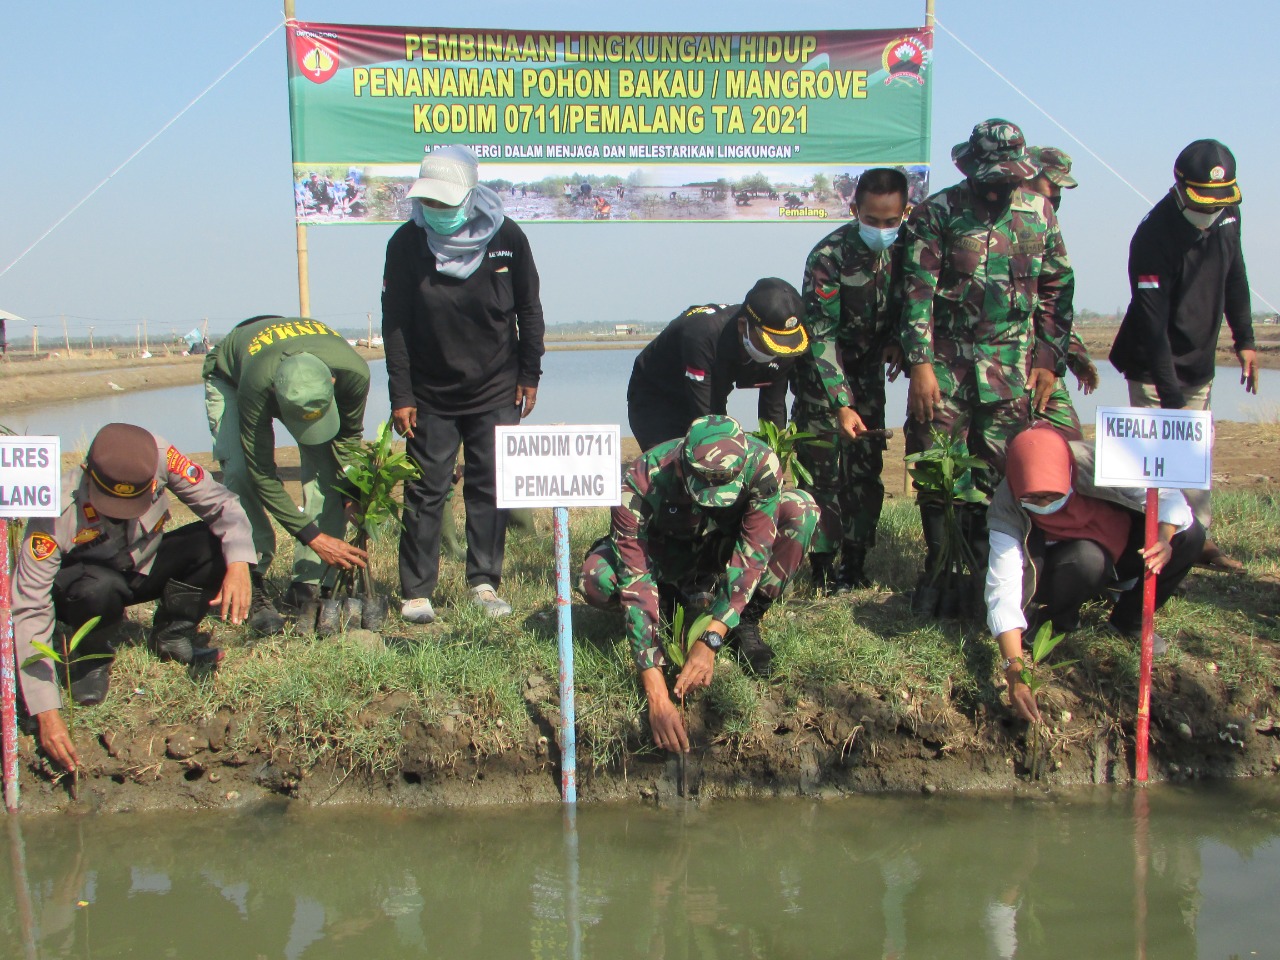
top-left (399, 403), bottom-right (519, 600)
top-left (627, 397), bottom-right (690, 452)
top-left (52, 523), bottom-right (227, 654)
top-left (1027, 512), bottom-right (1205, 633)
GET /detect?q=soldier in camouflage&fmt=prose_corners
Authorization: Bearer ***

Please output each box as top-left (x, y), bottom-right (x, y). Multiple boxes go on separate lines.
top-left (1022, 147), bottom-right (1099, 439)
top-left (900, 119), bottom-right (1075, 613)
top-left (579, 415), bottom-right (818, 752)
top-left (793, 168), bottom-right (910, 592)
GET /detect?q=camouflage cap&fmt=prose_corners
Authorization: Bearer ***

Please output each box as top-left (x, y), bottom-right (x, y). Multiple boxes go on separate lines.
top-left (1027, 147), bottom-right (1078, 189)
top-left (680, 415), bottom-right (748, 508)
top-left (952, 119), bottom-right (1041, 183)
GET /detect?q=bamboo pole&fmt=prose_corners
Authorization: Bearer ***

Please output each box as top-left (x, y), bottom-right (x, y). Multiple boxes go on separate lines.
top-left (286, 0), bottom-right (311, 318)
top-left (61, 314), bottom-right (71, 356)
top-left (143, 318), bottom-right (149, 354)
top-left (925, 0), bottom-right (935, 28)
top-left (367, 311), bottom-right (372, 346)
top-left (88, 326), bottom-right (95, 354)
top-left (30, 326), bottom-right (37, 357)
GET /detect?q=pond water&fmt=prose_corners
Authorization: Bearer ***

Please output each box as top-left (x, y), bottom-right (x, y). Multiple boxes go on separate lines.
top-left (2, 781), bottom-right (1278, 958)
top-left (6, 352), bottom-right (1278, 455)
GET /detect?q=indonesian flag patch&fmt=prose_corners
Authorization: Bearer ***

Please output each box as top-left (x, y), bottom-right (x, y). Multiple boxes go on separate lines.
top-left (684, 366), bottom-right (707, 382)
top-left (1137, 275), bottom-right (1160, 289)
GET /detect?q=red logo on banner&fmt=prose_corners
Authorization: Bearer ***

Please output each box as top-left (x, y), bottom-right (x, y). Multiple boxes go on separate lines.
top-left (882, 36), bottom-right (927, 86)
top-left (294, 31), bottom-right (339, 84)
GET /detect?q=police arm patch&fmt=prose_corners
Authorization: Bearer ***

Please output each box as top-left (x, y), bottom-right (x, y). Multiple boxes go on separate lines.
top-left (28, 533), bottom-right (58, 562)
top-left (166, 446), bottom-right (204, 484)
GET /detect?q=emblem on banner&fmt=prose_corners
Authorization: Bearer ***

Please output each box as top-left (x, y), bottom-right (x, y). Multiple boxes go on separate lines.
top-left (293, 29), bottom-right (339, 84)
top-left (882, 36), bottom-right (928, 86)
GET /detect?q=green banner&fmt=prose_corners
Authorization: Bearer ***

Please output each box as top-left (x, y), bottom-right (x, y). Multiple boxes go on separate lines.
top-left (288, 23), bottom-right (932, 224)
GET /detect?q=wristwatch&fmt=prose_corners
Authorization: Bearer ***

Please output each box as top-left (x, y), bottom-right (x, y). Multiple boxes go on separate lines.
top-left (1000, 657), bottom-right (1024, 672)
top-left (700, 629), bottom-right (725, 652)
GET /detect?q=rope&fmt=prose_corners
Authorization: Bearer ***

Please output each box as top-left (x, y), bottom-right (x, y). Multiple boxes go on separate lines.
top-left (0, 20), bottom-right (284, 281)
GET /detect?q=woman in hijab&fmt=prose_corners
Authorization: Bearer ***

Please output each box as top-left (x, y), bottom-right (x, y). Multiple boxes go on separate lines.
top-left (985, 424), bottom-right (1204, 720)
top-left (382, 145), bottom-right (545, 625)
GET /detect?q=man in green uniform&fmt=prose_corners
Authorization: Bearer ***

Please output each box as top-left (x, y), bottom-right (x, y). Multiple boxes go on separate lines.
top-left (204, 315), bottom-right (371, 631)
top-left (900, 120), bottom-right (1075, 614)
top-left (1023, 146), bottom-right (1099, 439)
top-left (795, 168), bottom-right (909, 592)
top-left (579, 416), bottom-right (818, 752)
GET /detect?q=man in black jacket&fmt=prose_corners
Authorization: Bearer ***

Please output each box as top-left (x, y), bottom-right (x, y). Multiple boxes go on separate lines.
top-left (1110, 139), bottom-right (1257, 571)
top-left (626, 278), bottom-right (808, 450)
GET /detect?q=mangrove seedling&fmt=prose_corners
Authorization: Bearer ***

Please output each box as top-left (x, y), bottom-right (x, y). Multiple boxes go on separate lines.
top-left (753, 419), bottom-right (831, 487)
top-left (1017, 621), bottom-right (1079, 780)
top-left (21, 615), bottom-right (106, 796)
top-left (662, 601), bottom-right (713, 796)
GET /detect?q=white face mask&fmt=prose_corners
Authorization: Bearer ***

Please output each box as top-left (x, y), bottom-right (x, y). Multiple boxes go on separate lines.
top-left (742, 329), bottom-right (776, 365)
top-left (1182, 206), bottom-right (1222, 230)
top-left (858, 220), bottom-right (900, 252)
top-left (1022, 490), bottom-right (1072, 515)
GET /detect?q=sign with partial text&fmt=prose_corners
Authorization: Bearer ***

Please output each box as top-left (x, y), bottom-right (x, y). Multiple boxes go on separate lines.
top-left (1093, 407), bottom-right (1212, 490)
top-left (0, 437), bottom-right (60, 518)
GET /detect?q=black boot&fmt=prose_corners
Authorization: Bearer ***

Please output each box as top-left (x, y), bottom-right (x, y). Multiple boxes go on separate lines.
top-left (247, 572), bottom-right (286, 635)
top-left (281, 581), bottom-right (320, 611)
top-left (809, 553), bottom-right (837, 595)
top-left (150, 580), bottom-right (220, 665)
top-left (911, 502), bottom-right (947, 615)
top-left (960, 504), bottom-right (990, 621)
top-left (732, 593), bottom-right (775, 676)
top-left (833, 541), bottom-right (871, 593)
top-left (66, 617), bottom-right (124, 705)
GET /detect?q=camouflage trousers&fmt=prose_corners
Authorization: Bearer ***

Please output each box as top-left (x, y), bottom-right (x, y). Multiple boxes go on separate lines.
top-left (579, 489), bottom-right (819, 613)
top-left (904, 361), bottom-right (1031, 500)
top-left (792, 363), bottom-right (888, 556)
top-left (1032, 380), bottom-right (1084, 440)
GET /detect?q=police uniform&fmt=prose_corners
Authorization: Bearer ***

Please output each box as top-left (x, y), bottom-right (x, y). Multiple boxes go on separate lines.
top-left (12, 426), bottom-right (255, 716)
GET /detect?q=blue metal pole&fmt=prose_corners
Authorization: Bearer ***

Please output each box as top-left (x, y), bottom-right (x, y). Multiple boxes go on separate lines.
top-left (552, 506), bottom-right (577, 804)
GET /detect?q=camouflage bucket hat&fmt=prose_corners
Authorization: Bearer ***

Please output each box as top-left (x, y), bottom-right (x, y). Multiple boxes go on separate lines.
top-left (1027, 146), bottom-right (1078, 188)
top-left (952, 118), bottom-right (1041, 183)
top-left (681, 415), bottom-right (748, 508)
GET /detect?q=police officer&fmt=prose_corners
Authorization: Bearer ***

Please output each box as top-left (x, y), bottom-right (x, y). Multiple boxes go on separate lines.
top-left (626, 278), bottom-right (809, 451)
top-left (1022, 146), bottom-right (1099, 440)
top-left (579, 415), bottom-right (819, 752)
top-left (795, 168), bottom-right (910, 592)
top-left (12, 423), bottom-right (255, 773)
top-left (204, 315), bottom-right (371, 631)
top-left (900, 119), bottom-right (1075, 614)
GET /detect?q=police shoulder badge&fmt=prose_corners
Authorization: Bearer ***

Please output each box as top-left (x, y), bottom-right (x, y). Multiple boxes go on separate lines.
top-left (28, 533), bottom-right (58, 562)
top-left (166, 446), bottom-right (204, 484)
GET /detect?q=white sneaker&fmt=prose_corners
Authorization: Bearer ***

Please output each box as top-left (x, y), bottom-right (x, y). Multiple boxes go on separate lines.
top-left (401, 598), bottom-right (436, 624)
top-left (469, 584), bottom-right (512, 618)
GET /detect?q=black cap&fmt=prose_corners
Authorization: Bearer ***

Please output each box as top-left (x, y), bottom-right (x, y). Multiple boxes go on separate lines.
top-left (740, 278), bottom-right (808, 357)
top-left (1174, 139), bottom-right (1240, 206)
top-left (85, 423), bottom-right (156, 519)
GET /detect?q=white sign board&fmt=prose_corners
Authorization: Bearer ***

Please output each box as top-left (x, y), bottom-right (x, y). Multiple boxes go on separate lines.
top-left (495, 425), bottom-right (622, 508)
top-left (0, 436), bottom-right (61, 517)
top-left (1093, 407), bottom-right (1212, 490)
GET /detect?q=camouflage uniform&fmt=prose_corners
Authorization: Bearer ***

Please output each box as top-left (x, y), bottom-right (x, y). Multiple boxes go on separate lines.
top-left (793, 221), bottom-right (904, 557)
top-left (579, 418), bottom-right (818, 671)
top-left (900, 168), bottom-right (1074, 494)
top-left (1035, 331), bottom-right (1097, 439)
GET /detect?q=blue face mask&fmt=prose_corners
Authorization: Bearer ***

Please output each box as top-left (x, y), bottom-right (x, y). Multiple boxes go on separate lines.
top-left (858, 220), bottom-right (900, 252)
top-left (419, 202), bottom-right (469, 236)
top-left (1022, 490), bottom-right (1072, 515)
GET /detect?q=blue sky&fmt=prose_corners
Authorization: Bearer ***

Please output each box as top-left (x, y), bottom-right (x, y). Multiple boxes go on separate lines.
top-left (1, 0), bottom-right (1276, 337)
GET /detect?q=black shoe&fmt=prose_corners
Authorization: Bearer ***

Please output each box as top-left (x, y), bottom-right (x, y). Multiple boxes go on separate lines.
top-left (248, 574), bottom-right (286, 635)
top-left (733, 620), bottom-right (775, 675)
top-left (69, 659), bottom-right (113, 705)
top-left (831, 543), bottom-right (871, 593)
top-left (809, 553), bottom-right (836, 595)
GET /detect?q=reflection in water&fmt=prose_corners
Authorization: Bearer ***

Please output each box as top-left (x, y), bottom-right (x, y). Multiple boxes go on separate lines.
top-left (2, 783), bottom-right (1279, 958)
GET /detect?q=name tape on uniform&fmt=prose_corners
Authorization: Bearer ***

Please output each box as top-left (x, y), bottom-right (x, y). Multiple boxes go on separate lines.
top-left (0, 436), bottom-right (61, 517)
top-left (1093, 406), bottom-right (1211, 490)
top-left (496, 425), bottom-right (622, 508)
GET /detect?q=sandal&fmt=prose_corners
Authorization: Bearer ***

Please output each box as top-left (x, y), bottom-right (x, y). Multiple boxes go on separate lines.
top-left (1198, 541), bottom-right (1244, 573)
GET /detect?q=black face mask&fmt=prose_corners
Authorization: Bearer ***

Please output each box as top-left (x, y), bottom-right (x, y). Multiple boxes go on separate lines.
top-left (980, 181), bottom-right (1019, 206)
top-left (1049, 195), bottom-right (1062, 212)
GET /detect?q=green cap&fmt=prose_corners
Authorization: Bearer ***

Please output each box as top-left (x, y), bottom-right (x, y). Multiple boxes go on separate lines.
top-left (952, 118), bottom-right (1041, 183)
top-left (273, 352), bottom-right (338, 446)
top-left (1027, 146), bottom-right (1078, 188)
top-left (681, 415), bottom-right (747, 508)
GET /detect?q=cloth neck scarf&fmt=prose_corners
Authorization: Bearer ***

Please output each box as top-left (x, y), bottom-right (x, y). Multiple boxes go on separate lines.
top-left (411, 184), bottom-right (505, 279)
top-left (1006, 426), bottom-right (1130, 563)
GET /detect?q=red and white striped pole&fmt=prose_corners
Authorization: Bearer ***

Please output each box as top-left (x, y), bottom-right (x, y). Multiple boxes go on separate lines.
top-left (0, 518), bottom-right (20, 810)
top-left (1134, 488), bottom-right (1158, 783)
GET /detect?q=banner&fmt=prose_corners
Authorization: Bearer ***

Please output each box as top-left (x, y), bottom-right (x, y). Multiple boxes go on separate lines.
top-left (287, 23), bottom-right (932, 224)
